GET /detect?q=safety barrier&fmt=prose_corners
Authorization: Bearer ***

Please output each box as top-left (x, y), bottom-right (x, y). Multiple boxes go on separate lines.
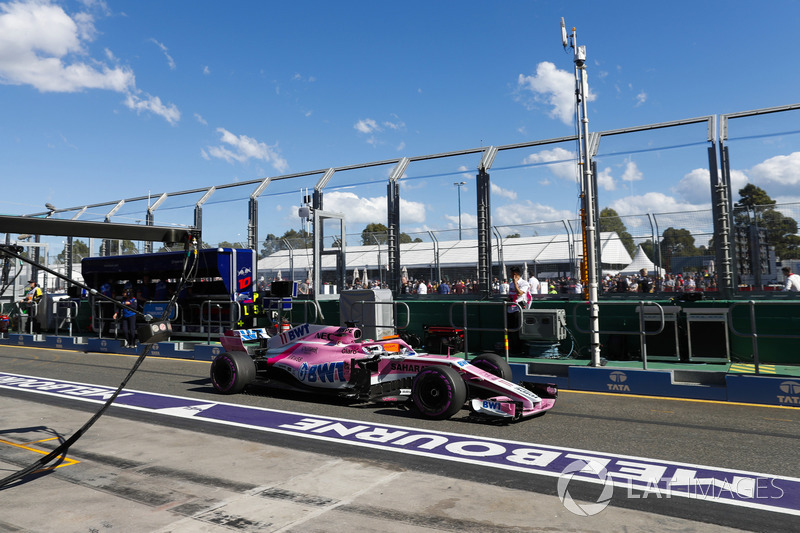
top-left (727, 300), bottom-right (800, 374)
top-left (92, 300), bottom-right (117, 339)
top-left (55, 299), bottom-right (79, 337)
top-left (448, 301), bottom-right (521, 359)
top-left (201, 300), bottom-right (241, 344)
top-left (15, 301), bottom-right (40, 335)
top-left (571, 301), bottom-right (666, 370)
top-left (289, 299), bottom-right (323, 325)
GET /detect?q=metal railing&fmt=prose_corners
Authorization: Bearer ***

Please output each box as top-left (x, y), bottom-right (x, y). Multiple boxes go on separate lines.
top-left (571, 301), bottom-right (666, 370)
top-left (201, 300), bottom-right (242, 344)
top-left (92, 300), bottom-right (117, 339)
top-left (290, 299), bottom-right (323, 326)
top-left (727, 300), bottom-right (800, 375)
top-left (55, 299), bottom-right (79, 337)
top-left (448, 300), bottom-right (522, 359)
top-left (15, 301), bottom-right (40, 335)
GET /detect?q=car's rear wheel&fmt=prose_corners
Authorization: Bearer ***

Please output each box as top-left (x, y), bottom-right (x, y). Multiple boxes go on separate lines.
top-left (411, 365), bottom-right (467, 420)
top-left (210, 351), bottom-right (256, 394)
top-left (470, 352), bottom-right (512, 380)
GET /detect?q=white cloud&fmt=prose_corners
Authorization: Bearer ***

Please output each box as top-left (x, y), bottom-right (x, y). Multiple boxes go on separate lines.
top-left (456, 165), bottom-right (472, 181)
top-left (150, 38), bottom-right (175, 70)
top-left (516, 61), bottom-right (596, 125)
top-left (493, 201), bottom-right (574, 225)
top-left (749, 151), bottom-right (800, 186)
top-left (730, 169), bottom-right (749, 192)
top-left (321, 190), bottom-right (426, 224)
top-left (775, 195), bottom-right (800, 205)
top-left (444, 212), bottom-right (478, 229)
top-left (124, 93), bottom-right (180, 125)
top-left (203, 127), bottom-right (288, 173)
top-left (621, 160), bottom-right (643, 182)
top-left (203, 65), bottom-right (210, 75)
top-left (194, 112), bottom-right (207, 125)
top-left (399, 198), bottom-right (426, 222)
top-left (354, 118), bottom-right (379, 134)
top-left (609, 192), bottom-right (707, 216)
top-left (523, 147), bottom-right (577, 181)
top-left (674, 168), bottom-right (710, 204)
top-left (383, 114), bottom-right (405, 130)
top-left (635, 91), bottom-right (647, 106)
top-left (675, 167), bottom-right (748, 205)
top-left (0, 0), bottom-right (179, 123)
top-left (291, 72), bottom-right (315, 83)
top-left (596, 166), bottom-right (616, 191)
top-left (491, 182), bottom-right (517, 200)
top-left (355, 115), bottom-right (406, 147)
top-left (353, 115), bottom-right (406, 134)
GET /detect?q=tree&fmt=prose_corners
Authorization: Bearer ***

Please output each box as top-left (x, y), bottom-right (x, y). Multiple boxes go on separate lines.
top-left (734, 184), bottom-right (800, 260)
top-left (598, 208), bottom-right (635, 256)
top-left (103, 239), bottom-right (138, 255)
top-left (736, 183), bottom-right (775, 209)
top-left (361, 223), bottom-right (422, 245)
top-left (57, 239), bottom-right (90, 263)
top-left (258, 230), bottom-right (315, 257)
top-left (260, 233), bottom-right (281, 258)
top-left (280, 229), bottom-right (313, 249)
top-left (646, 227), bottom-right (701, 271)
top-left (399, 233), bottom-right (423, 244)
top-left (362, 223), bottom-right (388, 245)
top-left (660, 227), bottom-right (699, 257)
top-left (643, 227), bottom-right (701, 271)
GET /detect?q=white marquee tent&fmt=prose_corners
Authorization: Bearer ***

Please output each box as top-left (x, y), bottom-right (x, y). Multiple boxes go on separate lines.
top-left (256, 232), bottom-right (633, 280)
top-left (618, 245), bottom-right (657, 276)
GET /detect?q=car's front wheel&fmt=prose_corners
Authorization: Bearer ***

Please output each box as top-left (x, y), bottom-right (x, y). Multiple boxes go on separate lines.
top-left (470, 352), bottom-right (512, 380)
top-left (411, 365), bottom-right (467, 420)
top-left (210, 351), bottom-right (256, 394)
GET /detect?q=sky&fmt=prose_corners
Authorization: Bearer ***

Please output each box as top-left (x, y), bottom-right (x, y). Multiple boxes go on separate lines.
top-left (2, 0), bottom-right (800, 249)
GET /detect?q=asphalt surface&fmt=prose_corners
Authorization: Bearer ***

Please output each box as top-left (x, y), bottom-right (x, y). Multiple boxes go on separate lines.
top-left (1, 344), bottom-right (799, 532)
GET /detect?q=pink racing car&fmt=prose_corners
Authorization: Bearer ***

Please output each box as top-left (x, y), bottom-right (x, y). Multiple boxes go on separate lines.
top-left (210, 323), bottom-right (557, 421)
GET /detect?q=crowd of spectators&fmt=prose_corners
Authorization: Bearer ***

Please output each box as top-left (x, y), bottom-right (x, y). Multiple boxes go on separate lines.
top-left (344, 268), bottom-right (722, 296)
top-left (334, 264), bottom-right (800, 295)
top-left (602, 269), bottom-right (717, 293)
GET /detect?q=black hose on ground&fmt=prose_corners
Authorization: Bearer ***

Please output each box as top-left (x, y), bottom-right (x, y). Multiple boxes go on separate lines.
top-left (0, 245), bottom-right (199, 489)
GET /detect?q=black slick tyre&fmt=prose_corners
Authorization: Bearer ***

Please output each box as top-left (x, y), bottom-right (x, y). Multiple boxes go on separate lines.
top-left (411, 365), bottom-right (467, 420)
top-left (210, 351), bottom-right (256, 394)
top-left (470, 352), bottom-right (512, 380)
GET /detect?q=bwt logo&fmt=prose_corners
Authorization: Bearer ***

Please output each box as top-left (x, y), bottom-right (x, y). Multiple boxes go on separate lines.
top-left (608, 371), bottom-right (630, 392)
top-left (298, 361), bottom-right (344, 383)
top-left (777, 381), bottom-right (800, 405)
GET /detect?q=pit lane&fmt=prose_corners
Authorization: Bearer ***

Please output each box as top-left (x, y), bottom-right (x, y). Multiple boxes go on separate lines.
top-left (1, 344), bottom-right (799, 532)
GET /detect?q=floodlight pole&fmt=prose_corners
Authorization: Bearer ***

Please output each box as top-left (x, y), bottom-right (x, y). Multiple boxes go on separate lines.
top-left (563, 18), bottom-right (602, 366)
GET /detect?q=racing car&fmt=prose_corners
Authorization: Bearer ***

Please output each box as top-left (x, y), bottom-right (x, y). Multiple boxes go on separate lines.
top-left (209, 323), bottom-right (557, 421)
